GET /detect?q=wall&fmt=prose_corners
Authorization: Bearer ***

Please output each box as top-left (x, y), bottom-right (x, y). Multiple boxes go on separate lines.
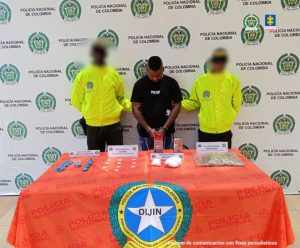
top-left (0, 0), bottom-right (299, 194)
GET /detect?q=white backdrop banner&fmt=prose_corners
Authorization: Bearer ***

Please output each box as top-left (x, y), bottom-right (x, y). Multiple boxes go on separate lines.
top-left (0, 0), bottom-right (300, 195)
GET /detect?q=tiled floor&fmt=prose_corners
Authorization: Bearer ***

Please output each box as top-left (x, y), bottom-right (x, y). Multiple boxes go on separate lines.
top-left (0, 196), bottom-right (18, 248)
top-left (0, 195), bottom-right (299, 247)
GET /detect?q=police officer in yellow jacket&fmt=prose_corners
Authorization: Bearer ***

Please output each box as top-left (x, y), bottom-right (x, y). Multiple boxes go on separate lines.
top-left (182, 48), bottom-right (242, 148)
top-left (71, 39), bottom-right (131, 151)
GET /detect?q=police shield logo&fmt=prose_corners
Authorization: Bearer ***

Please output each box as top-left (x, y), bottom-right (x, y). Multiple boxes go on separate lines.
top-left (203, 90), bottom-right (211, 99)
top-left (168, 26), bottom-right (191, 49)
top-left (98, 29), bottom-right (119, 48)
top-left (273, 114), bottom-right (295, 134)
top-left (66, 62), bottom-right (84, 82)
top-left (281, 0), bottom-right (300, 10)
top-left (0, 2), bottom-right (11, 24)
top-left (109, 182), bottom-right (192, 248)
top-left (243, 14), bottom-right (260, 29)
top-left (28, 32), bottom-right (50, 54)
top-left (241, 14), bottom-right (264, 45)
top-left (7, 121), bottom-right (27, 140)
top-left (134, 59), bottom-right (148, 79)
top-left (181, 88), bottom-right (190, 100)
top-left (15, 173), bottom-right (34, 190)
top-left (239, 143), bottom-right (258, 161)
top-left (36, 92), bottom-right (56, 112)
top-left (271, 170), bottom-right (291, 188)
top-left (71, 119), bottom-right (86, 139)
top-left (205, 0), bottom-right (228, 14)
top-left (131, 0), bottom-right (153, 18)
top-left (277, 53), bottom-right (299, 75)
top-left (86, 81), bottom-right (93, 90)
top-left (242, 26), bottom-right (264, 45)
top-left (241, 27), bottom-right (264, 45)
top-left (242, 86), bottom-right (261, 107)
top-left (42, 147), bottom-right (62, 165)
top-left (60, 0), bottom-right (81, 21)
top-left (0, 64), bottom-right (20, 85)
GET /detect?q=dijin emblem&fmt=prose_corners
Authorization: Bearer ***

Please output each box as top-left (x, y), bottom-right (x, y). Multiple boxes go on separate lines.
top-left (109, 182), bottom-right (192, 247)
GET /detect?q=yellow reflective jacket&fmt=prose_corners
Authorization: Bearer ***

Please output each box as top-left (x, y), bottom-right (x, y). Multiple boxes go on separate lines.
top-left (71, 64), bottom-right (131, 127)
top-left (182, 71), bottom-right (242, 133)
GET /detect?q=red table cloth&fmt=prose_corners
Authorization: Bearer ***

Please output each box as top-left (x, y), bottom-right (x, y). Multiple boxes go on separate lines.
top-left (8, 150), bottom-right (294, 248)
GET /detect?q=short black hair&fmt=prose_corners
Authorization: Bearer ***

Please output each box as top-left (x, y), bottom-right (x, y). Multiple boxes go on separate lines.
top-left (148, 56), bottom-right (163, 71)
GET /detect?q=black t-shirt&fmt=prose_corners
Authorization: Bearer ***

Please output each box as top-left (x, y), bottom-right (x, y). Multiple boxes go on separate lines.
top-left (131, 75), bottom-right (182, 137)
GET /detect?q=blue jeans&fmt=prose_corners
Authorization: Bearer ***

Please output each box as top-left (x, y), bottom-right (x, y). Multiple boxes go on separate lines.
top-left (139, 134), bottom-right (174, 151)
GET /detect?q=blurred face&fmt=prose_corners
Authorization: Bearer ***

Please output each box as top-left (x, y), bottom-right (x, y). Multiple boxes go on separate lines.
top-left (211, 57), bottom-right (227, 72)
top-left (147, 66), bottom-right (164, 82)
top-left (91, 47), bottom-right (106, 65)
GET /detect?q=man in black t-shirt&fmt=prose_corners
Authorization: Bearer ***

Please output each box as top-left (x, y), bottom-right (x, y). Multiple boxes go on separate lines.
top-left (131, 56), bottom-right (182, 151)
